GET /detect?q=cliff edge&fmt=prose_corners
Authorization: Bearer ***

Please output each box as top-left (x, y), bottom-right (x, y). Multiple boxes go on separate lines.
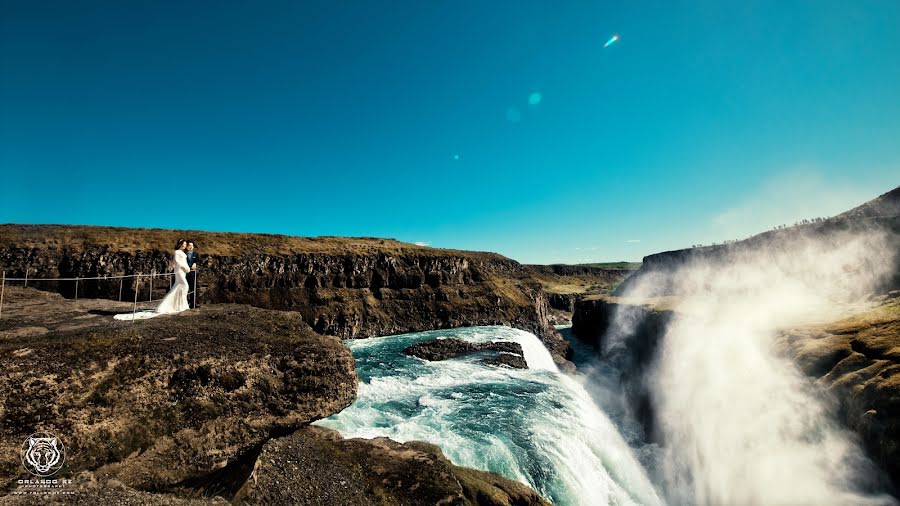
top-left (0, 224), bottom-right (570, 363)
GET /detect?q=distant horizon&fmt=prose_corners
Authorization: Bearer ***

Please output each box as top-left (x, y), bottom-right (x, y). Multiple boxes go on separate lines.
top-left (2, 178), bottom-right (893, 266)
top-left (2, 2), bottom-right (898, 263)
top-left (0, 220), bottom-right (643, 264)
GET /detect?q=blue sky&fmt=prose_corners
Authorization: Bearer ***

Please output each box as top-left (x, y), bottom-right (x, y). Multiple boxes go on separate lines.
top-left (1, 1), bottom-right (898, 263)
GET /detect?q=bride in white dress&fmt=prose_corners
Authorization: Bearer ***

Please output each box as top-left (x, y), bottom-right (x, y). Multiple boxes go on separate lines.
top-left (115, 239), bottom-right (192, 320)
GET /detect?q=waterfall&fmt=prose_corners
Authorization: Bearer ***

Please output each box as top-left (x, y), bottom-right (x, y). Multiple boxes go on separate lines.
top-left (315, 326), bottom-right (662, 506)
top-left (611, 228), bottom-right (898, 505)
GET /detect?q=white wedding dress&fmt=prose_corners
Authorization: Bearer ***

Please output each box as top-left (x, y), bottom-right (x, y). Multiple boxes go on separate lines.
top-left (115, 250), bottom-right (191, 320)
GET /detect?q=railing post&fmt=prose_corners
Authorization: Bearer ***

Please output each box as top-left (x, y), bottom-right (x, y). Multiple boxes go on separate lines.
top-left (74, 278), bottom-right (79, 299)
top-left (150, 270), bottom-right (154, 303)
top-left (193, 270), bottom-right (198, 309)
top-left (24, 268), bottom-right (28, 288)
top-left (119, 277), bottom-right (123, 301)
top-left (0, 271), bottom-right (5, 319)
top-left (132, 274), bottom-right (140, 322)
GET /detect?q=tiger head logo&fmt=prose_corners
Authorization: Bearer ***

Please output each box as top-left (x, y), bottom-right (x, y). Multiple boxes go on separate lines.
top-left (21, 432), bottom-right (65, 477)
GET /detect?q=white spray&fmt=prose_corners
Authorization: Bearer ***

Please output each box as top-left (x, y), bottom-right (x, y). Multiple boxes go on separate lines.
top-left (616, 227), bottom-right (898, 505)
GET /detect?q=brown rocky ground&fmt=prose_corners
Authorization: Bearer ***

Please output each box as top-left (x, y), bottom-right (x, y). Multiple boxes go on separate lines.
top-left (0, 288), bottom-right (553, 505)
top-left (0, 287), bottom-right (358, 492)
top-left (0, 428), bottom-right (550, 506)
top-left (779, 292), bottom-right (900, 487)
top-left (234, 426), bottom-right (550, 506)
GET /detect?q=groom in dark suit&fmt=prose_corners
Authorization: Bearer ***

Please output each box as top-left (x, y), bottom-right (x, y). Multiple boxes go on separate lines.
top-left (185, 240), bottom-right (200, 308)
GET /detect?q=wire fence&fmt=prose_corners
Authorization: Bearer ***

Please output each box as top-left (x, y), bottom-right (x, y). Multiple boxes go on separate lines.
top-left (0, 269), bottom-right (198, 322)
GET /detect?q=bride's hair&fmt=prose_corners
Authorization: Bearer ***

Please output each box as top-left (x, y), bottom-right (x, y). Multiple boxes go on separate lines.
top-left (175, 239), bottom-right (186, 250)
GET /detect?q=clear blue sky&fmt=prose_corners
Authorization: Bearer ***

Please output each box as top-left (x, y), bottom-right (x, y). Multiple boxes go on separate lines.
top-left (2, 1), bottom-right (898, 263)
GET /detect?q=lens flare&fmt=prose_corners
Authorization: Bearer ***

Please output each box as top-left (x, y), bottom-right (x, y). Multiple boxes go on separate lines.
top-left (604, 34), bottom-right (619, 48)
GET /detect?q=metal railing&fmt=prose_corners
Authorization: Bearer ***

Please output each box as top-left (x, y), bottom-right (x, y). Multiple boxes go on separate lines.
top-left (0, 269), bottom-right (198, 322)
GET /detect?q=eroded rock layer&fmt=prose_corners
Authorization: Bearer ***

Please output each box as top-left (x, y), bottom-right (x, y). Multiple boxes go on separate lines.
top-left (0, 225), bottom-right (569, 362)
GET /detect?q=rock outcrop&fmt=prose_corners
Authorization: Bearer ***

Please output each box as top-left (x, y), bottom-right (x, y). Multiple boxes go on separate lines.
top-left (778, 293), bottom-right (900, 490)
top-left (524, 264), bottom-right (638, 326)
top-left (571, 295), bottom-right (674, 439)
top-left (234, 426), bottom-right (551, 506)
top-left (403, 338), bottom-right (528, 369)
top-left (545, 293), bottom-right (581, 313)
top-left (0, 225), bottom-right (570, 363)
top-left (0, 298), bottom-right (357, 494)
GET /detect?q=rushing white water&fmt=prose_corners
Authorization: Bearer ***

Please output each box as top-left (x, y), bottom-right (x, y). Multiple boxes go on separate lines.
top-left (315, 326), bottom-right (662, 506)
top-left (617, 228), bottom-right (899, 505)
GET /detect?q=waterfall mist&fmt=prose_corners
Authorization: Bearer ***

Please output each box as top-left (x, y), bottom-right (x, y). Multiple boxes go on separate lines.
top-left (612, 226), bottom-right (899, 505)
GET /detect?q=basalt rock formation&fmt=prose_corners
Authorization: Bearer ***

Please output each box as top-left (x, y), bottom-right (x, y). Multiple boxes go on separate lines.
top-left (0, 225), bottom-right (570, 363)
top-left (403, 338), bottom-right (528, 369)
top-left (571, 295), bottom-right (674, 439)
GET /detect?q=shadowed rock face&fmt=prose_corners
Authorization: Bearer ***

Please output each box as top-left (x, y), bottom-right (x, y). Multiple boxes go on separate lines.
top-left (0, 425), bottom-right (553, 506)
top-left (0, 225), bottom-right (570, 363)
top-left (234, 426), bottom-right (552, 506)
top-left (0, 303), bottom-right (357, 493)
top-left (546, 293), bottom-right (582, 313)
top-left (571, 296), bottom-right (673, 441)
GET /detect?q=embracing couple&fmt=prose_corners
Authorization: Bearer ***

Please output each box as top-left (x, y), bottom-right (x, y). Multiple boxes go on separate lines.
top-left (161, 239), bottom-right (200, 313)
top-left (114, 239), bottom-right (200, 320)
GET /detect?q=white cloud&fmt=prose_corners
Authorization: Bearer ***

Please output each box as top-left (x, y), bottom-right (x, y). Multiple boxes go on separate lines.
top-left (711, 170), bottom-right (882, 237)
top-left (414, 241), bottom-right (430, 247)
top-left (626, 239), bottom-right (641, 243)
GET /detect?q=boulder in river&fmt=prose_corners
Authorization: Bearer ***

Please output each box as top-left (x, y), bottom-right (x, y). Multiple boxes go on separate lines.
top-left (403, 338), bottom-right (528, 369)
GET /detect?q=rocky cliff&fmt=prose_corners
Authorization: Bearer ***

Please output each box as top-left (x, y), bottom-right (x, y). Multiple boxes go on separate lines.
top-left (779, 293), bottom-right (900, 491)
top-left (525, 264), bottom-right (636, 303)
top-left (0, 225), bottom-right (569, 362)
top-left (0, 293), bottom-right (356, 495)
top-left (571, 295), bottom-right (674, 440)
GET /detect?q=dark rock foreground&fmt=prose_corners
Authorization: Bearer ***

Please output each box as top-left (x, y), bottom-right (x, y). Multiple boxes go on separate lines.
top-left (0, 293), bottom-right (357, 492)
top-left (234, 426), bottom-right (550, 506)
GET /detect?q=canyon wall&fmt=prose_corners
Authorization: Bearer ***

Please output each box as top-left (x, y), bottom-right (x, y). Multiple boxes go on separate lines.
top-left (0, 225), bottom-right (570, 362)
